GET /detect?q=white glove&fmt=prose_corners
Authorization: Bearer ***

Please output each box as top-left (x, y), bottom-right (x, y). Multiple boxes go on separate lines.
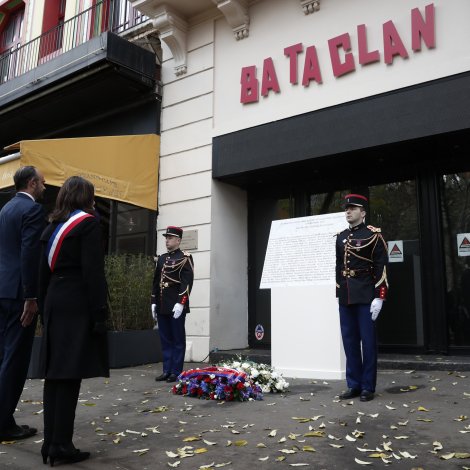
top-left (370, 298), bottom-right (383, 321)
top-left (172, 303), bottom-right (184, 319)
top-left (151, 304), bottom-right (157, 321)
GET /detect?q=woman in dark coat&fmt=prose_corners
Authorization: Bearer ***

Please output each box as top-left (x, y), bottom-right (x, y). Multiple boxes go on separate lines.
top-left (38, 176), bottom-right (109, 466)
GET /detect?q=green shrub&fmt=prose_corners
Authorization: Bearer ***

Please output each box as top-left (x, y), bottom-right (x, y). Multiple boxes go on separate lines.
top-left (105, 254), bottom-right (155, 331)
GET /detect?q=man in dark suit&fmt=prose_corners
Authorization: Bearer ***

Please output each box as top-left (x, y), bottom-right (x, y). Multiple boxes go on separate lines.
top-left (0, 166), bottom-right (46, 440)
top-left (151, 226), bottom-right (194, 383)
top-left (336, 194), bottom-right (388, 402)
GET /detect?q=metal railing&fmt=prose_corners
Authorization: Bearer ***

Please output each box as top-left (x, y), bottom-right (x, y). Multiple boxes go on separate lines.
top-left (0, 0), bottom-right (147, 85)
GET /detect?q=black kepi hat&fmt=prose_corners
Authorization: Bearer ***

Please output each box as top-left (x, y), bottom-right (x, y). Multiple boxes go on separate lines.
top-left (343, 193), bottom-right (368, 208)
top-left (163, 226), bottom-right (183, 238)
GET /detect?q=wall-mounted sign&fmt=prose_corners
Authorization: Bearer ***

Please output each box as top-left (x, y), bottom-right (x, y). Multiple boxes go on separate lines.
top-left (241, 3), bottom-right (435, 103)
top-left (180, 230), bottom-right (198, 251)
top-left (255, 324), bottom-right (264, 341)
top-left (388, 240), bottom-right (404, 263)
top-left (457, 233), bottom-right (470, 257)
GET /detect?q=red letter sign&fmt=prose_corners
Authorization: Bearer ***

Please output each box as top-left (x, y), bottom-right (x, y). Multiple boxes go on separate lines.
top-left (261, 57), bottom-right (281, 97)
top-left (240, 66), bottom-right (259, 104)
top-left (284, 43), bottom-right (303, 85)
top-left (383, 20), bottom-right (409, 64)
top-left (411, 3), bottom-right (436, 52)
top-left (328, 33), bottom-right (356, 78)
top-left (302, 45), bottom-right (323, 86)
top-left (357, 24), bottom-right (380, 66)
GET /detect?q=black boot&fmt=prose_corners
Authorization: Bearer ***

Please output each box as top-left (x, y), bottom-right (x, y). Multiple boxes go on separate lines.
top-left (48, 443), bottom-right (90, 467)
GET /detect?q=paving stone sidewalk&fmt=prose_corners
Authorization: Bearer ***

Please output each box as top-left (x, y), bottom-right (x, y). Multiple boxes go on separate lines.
top-left (1, 363), bottom-right (469, 469)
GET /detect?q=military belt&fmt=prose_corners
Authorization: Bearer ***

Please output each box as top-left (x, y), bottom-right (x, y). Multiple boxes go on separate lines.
top-left (342, 267), bottom-right (373, 277)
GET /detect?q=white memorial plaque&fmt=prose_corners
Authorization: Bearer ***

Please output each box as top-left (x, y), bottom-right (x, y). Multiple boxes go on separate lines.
top-left (388, 240), bottom-right (404, 263)
top-left (457, 233), bottom-right (470, 257)
top-left (260, 212), bottom-right (346, 288)
top-left (263, 212), bottom-right (347, 380)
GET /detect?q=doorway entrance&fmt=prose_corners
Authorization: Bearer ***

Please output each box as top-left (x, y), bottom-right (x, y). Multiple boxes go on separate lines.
top-left (247, 135), bottom-right (470, 355)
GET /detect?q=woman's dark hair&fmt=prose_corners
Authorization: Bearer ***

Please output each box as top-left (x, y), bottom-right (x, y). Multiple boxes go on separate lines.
top-left (49, 176), bottom-right (95, 222)
top-left (14, 166), bottom-right (38, 191)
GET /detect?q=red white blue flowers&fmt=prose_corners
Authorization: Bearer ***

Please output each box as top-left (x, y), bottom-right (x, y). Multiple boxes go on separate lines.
top-left (172, 366), bottom-right (263, 401)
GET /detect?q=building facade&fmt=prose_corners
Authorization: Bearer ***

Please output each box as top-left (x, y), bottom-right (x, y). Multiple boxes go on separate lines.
top-left (2, 0), bottom-right (470, 361)
top-left (130, 0), bottom-right (470, 360)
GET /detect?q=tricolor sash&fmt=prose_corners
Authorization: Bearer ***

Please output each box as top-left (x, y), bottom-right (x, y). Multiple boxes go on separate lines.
top-left (46, 210), bottom-right (93, 271)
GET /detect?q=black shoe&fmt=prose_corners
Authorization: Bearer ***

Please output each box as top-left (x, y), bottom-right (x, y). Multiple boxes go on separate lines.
top-left (0, 424), bottom-right (37, 441)
top-left (41, 442), bottom-right (49, 465)
top-left (155, 372), bottom-right (170, 381)
top-left (360, 390), bottom-right (374, 402)
top-left (339, 388), bottom-right (361, 400)
top-left (166, 373), bottom-right (178, 382)
top-left (49, 443), bottom-right (90, 467)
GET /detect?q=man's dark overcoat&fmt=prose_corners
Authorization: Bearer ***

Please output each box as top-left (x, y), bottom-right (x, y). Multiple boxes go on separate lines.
top-left (38, 216), bottom-right (109, 379)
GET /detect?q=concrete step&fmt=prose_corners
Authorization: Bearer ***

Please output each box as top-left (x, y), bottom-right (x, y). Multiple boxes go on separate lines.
top-left (209, 349), bottom-right (470, 371)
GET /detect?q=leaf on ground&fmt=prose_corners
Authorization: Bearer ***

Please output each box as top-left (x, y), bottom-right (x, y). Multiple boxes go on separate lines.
top-left (416, 418), bottom-right (433, 422)
top-left (168, 462), bottom-right (181, 468)
top-left (368, 453), bottom-right (391, 459)
top-left (454, 415), bottom-right (468, 422)
top-left (399, 451), bottom-right (417, 459)
top-left (398, 420), bottom-right (408, 426)
top-left (194, 448), bottom-right (208, 454)
top-left (385, 405), bottom-right (396, 410)
top-left (329, 444), bottom-right (343, 449)
top-left (439, 453), bottom-right (455, 460)
top-left (328, 435), bottom-right (341, 440)
top-left (279, 449), bottom-right (297, 454)
top-left (368, 413), bottom-right (379, 418)
top-left (278, 437), bottom-right (286, 443)
top-left (345, 435), bottom-right (356, 442)
top-left (289, 464), bottom-right (309, 467)
top-left (268, 430), bottom-right (277, 437)
top-left (132, 448), bottom-right (149, 455)
top-left (256, 443), bottom-right (267, 448)
top-left (275, 456), bottom-right (286, 462)
top-left (203, 440), bottom-right (217, 446)
top-left (150, 406), bottom-right (168, 413)
top-left (394, 436), bottom-right (409, 440)
top-left (166, 451), bottom-right (179, 458)
top-left (214, 464), bottom-right (231, 468)
top-left (417, 406), bottom-right (430, 412)
top-left (383, 442), bottom-right (393, 451)
top-left (302, 444), bottom-right (316, 452)
top-left (354, 458), bottom-right (372, 465)
top-left (231, 430), bottom-right (240, 434)
top-left (234, 440), bottom-right (248, 447)
top-left (304, 431), bottom-right (325, 438)
top-left (183, 436), bottom-right (201, 442)
top-left (258, 456), bottom-right (269, 461)
top-left (455, 453), bottom-right (470, 459)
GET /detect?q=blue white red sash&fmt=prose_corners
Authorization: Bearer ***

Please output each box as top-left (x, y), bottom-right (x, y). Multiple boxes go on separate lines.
top-left (46, 210), bottom-right (93, 271)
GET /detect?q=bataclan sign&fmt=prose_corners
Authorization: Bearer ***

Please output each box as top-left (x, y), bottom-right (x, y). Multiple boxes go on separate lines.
top-left (240, 3), bottom-right (436, 104)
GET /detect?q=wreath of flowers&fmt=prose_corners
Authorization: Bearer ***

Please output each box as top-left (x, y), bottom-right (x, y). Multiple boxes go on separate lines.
top-left (172, 366), bottom-right (263, 401)
top-left (217, 357), bottom-right (290, 394)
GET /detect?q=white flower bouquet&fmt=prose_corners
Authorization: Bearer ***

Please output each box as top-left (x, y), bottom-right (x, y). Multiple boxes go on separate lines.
top-left (217, 356), bottom-right (289, 393)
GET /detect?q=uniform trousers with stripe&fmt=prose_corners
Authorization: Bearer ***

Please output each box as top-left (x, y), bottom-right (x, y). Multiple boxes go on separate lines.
top-left (339, 303), bottom-right (377, 393)
top-left (157, 313), bottom-right (186, 376)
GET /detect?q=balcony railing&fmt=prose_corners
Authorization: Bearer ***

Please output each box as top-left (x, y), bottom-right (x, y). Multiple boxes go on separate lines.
top-left (0, 0), bottom-right (147, 86)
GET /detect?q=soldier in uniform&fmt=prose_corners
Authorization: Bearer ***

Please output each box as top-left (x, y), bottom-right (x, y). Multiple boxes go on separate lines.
top-left (336, 194), bottom-right (388, 402)
top-left (151, 226), bottom-right (194, 383)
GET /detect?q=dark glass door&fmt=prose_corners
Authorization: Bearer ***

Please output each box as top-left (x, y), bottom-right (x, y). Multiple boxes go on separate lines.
top-left (440, 172), bottom-right (470, 350)
top-left (248, 195), bottom-right (293, 347)
top-left (368, 181), bottom-right (424, 349)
